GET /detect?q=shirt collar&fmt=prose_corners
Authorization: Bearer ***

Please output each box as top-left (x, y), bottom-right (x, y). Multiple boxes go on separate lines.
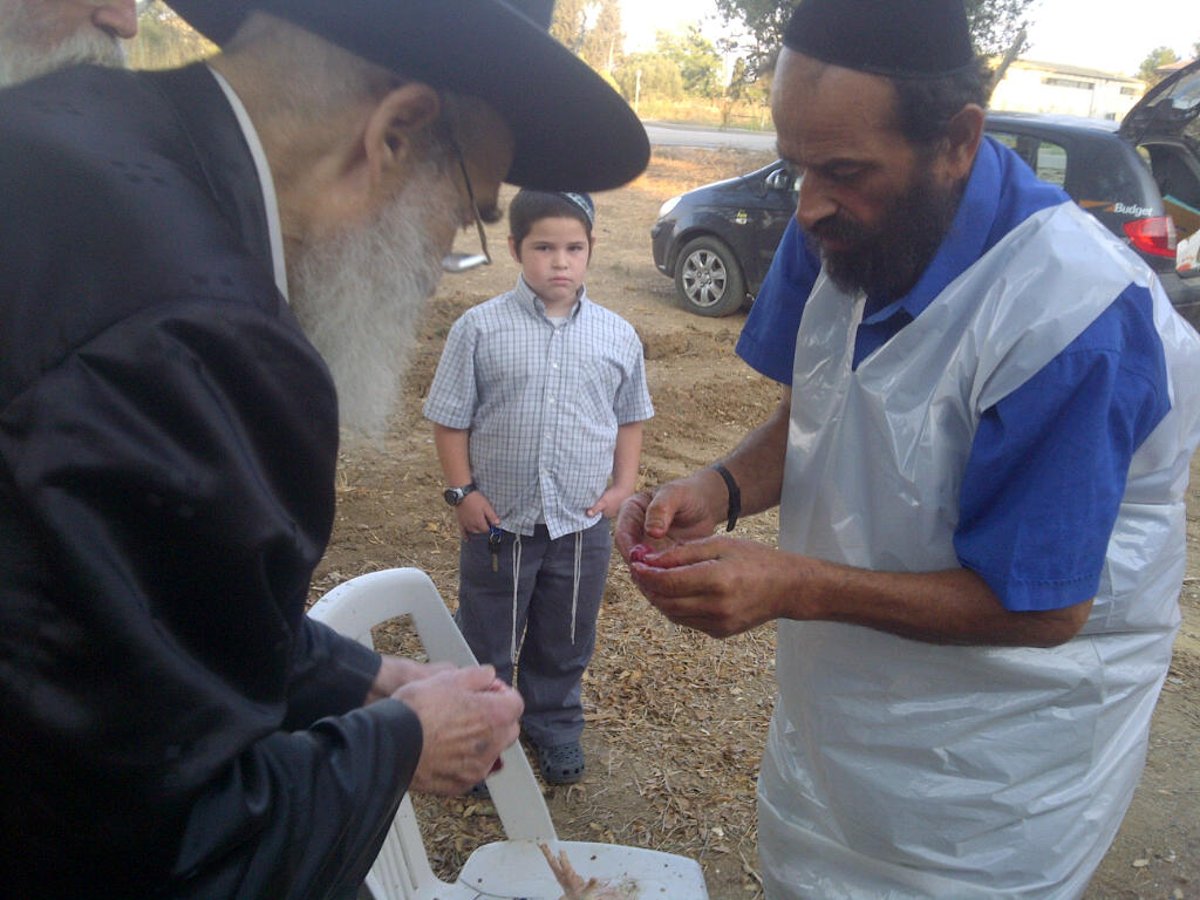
top-left (861, 138), bottom-right (1004, 327)
top-left (513, 274), bottom-right (588, 321)
top-left (207, 65), bottom-right (289, 303)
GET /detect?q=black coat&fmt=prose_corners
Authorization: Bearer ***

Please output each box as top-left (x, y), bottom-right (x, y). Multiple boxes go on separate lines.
top-left (0, 64), bottom-right (421, 896)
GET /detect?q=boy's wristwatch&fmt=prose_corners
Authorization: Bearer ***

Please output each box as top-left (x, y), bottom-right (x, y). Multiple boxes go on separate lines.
top-left (443, 483), bottom-right (477, 506)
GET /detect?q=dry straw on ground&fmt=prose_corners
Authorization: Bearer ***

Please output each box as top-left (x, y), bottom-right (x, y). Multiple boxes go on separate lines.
top-left (310, 149), bottom-right (1200, 900)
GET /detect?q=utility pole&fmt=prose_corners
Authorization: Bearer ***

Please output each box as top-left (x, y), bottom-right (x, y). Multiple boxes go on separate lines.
top-left (991, 26), bottom-right (1027, 99)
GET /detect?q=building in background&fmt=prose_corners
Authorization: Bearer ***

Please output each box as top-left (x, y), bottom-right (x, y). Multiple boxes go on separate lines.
top-left (991, 59), bottom-right (1143, 121)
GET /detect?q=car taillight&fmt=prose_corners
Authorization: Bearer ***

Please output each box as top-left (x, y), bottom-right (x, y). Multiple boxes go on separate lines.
top-left (1122, 216), bottom-right (1177, 258)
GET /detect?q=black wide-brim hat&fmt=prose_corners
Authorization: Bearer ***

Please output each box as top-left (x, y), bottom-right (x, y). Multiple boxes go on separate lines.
top-left (165, 0), bottom-right (650, 191)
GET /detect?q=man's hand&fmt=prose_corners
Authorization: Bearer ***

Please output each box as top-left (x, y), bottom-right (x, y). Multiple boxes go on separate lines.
top-left (614, 469), bottom-right (727, 561)
top-left (364, 655), bottom-right (456, 704)
top-left (626, 535), bottom-right (790, 638)
top-left (393, 666), bottom-right (523, 795)
top-left (628, 537), bottom-right (1096, 647)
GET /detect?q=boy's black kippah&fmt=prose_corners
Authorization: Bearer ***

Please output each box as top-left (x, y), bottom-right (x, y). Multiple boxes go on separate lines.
top-left (558, 192), bottom-right (595, 226)
top-left (783, 0), bottom-right (975, 79)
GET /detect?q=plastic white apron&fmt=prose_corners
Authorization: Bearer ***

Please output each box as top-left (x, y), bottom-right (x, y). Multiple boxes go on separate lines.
top-left (758, 202), bottom-right (1200, 899)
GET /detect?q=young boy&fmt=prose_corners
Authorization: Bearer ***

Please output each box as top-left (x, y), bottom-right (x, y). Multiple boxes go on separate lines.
top-left (423, 190), bottom-right (653, 785)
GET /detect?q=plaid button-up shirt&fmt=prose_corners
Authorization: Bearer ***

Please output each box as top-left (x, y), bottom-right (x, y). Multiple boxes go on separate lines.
top-left (424, 276), bottom-right (653, 538)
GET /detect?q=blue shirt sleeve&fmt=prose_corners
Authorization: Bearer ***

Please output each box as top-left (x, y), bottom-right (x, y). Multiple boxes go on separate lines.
top-left (736, 218), bottom-right (820, 384)
top-left (954, 285), bottom-right (1170, 611)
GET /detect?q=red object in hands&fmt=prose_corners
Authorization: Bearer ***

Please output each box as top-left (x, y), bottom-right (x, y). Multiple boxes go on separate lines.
top-left (631, 543), bottom-right (677, 567)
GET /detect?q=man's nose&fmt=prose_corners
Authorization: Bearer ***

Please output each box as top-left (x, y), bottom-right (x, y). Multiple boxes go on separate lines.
top-left (93, 0), bottom-right (139, 40)
top-left (794, 174), bottom-right (836, 232)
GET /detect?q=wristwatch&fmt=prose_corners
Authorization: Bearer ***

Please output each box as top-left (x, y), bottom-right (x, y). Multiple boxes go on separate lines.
top-left (443, 483), bottom-right (477, 506)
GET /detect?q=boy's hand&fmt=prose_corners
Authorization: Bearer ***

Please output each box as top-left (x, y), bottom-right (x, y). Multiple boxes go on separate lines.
top-left (455, 491), bottom-right (499, 538)
top-left (587, 484), bottom-right (635, 519)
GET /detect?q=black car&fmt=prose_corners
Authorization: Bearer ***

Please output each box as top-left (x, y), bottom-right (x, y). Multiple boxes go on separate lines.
top-left (651, 158), bottom-right (797, 317)
top-left (651, 60), bottom-right (1200, 326)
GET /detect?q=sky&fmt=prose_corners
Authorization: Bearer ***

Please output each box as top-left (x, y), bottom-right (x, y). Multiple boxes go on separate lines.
top-left (618, 0), bottom-right (1199, 76)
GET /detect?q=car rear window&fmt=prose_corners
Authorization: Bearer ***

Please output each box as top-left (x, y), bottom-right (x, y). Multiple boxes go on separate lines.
top-left (990, 132), bottom-right (1067, 187)
top-left (989, 125), bottom-right (1156, 213)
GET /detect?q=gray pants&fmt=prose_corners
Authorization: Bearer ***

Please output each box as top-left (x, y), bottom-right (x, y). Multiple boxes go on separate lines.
top-left (455, 521), bottom-right (612, 748)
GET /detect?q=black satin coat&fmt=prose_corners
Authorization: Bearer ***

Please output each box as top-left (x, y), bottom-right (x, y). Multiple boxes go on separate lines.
top-left (0, 64), bottom-right (421, 897)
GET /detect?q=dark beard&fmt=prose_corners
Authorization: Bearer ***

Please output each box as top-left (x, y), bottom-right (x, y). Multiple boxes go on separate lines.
top-left (806, 166), bottom-right (960, 302)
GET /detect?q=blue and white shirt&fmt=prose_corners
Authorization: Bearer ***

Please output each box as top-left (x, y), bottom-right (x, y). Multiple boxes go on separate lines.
top-left (736, 137), bottom-right (1172, 612)
top-left (424, 276), bottom-right (653, 539)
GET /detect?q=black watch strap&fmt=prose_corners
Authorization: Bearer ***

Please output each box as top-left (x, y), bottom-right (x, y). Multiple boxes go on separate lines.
top-left (712, 464), bottom-right (740, 532)
top-left (443, 483), bottom-right (477, 506)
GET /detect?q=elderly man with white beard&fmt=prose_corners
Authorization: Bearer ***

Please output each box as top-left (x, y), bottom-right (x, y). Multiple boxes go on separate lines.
top-left (0, 0), bottom-right (138, 86)
top-left (0, 0), bottom-right (649, 896)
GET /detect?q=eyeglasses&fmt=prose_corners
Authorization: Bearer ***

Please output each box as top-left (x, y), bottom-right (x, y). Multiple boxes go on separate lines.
top-left (442, 135), bottom-right (492, 274)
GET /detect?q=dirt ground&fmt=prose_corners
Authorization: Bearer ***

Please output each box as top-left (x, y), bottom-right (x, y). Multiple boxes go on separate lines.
top-left (310, 148), bottom-right (1200, 899)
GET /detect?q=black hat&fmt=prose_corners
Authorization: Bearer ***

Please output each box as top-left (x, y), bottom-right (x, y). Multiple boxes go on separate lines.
top-left (783, 0), bottom-right (975, 79)
top-left (164, 0), bottom-right (650, 191)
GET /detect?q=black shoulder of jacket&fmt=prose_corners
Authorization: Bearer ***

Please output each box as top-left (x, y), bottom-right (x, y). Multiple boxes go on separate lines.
top-left (0, 64), bottom-right (283, 409)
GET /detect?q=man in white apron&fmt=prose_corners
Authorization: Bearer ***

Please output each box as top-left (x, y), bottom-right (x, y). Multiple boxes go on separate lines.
top-left (616, 0), bottom-right (1200, 896)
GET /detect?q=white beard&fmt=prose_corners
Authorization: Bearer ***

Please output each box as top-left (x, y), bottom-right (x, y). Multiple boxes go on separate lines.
top-left (289, 161), bottom-right (457, 438)
top-left (0, 2), bottom-right (126, 87)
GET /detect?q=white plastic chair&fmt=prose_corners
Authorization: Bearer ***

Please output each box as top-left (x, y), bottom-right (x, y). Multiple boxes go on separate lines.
top-left (309, 567), bottom-right (709, 900)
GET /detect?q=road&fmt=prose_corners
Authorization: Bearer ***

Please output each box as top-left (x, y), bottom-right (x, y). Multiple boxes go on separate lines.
top-left (643, 120), bottom-right (777, 153)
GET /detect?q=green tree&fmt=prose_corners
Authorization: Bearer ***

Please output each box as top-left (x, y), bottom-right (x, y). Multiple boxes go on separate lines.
top-left (127, 5), bottom-right (215, 70)
top-left (720, 57), bottom-right (773, 127)
top-left (550, 0), bottom-right (590, 53)
top-left (656, 26), bottom-right (723, 98)
top-left (551, 0), bottom-right (623, 72)
top-left (612, 52), bottom-right (685, 102)
top-left (714, 0), bottom-right (1037, 80)
top-left (579, 0), bottom-right (623, 72)
top-left (963, 0), bottom-right (1037, 58)
top-left (1138, 46), bottom-right (1181, 87)
top-left (712, 0), bottom-right (796, 79)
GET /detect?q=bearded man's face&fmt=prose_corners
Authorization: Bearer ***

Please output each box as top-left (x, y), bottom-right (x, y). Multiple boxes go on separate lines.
top-left (286, 94), bottom-right (513, 438)
top-left (805, 157), bottom-right (959, 300)
top-left (288, 148), bottom-right (460, 438)
top-left (772, 49), bottom-right (969, 302)
top-left (0, 0), bottom-right (134, 87)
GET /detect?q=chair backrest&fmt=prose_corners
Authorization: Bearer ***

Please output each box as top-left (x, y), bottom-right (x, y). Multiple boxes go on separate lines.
top-left (308, 568), bottom-right (558, 897)
top-left (362, 799), bottom-right (442, 899)
top-left (312, 568), bottom-right (709, 900)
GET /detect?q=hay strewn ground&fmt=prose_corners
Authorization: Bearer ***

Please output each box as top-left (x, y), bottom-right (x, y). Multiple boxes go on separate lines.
top-left (312, 149), bottom-right (1200, 899)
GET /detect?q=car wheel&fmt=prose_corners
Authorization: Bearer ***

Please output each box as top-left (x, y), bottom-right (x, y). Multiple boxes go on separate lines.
top-left (674, 236), bottom-right (746, 317)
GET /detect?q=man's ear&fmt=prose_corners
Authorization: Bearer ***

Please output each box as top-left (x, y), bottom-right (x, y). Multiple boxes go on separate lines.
top-left (943, 104), bottom-right (985, 181)
top-left (508, 234), bottom-right (522, 264)
top-left (363, 82), bottom-right (442, 187)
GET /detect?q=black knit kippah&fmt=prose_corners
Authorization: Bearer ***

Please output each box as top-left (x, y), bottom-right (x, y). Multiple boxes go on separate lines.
top-left (783, 0), bottom-right (975, 79)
